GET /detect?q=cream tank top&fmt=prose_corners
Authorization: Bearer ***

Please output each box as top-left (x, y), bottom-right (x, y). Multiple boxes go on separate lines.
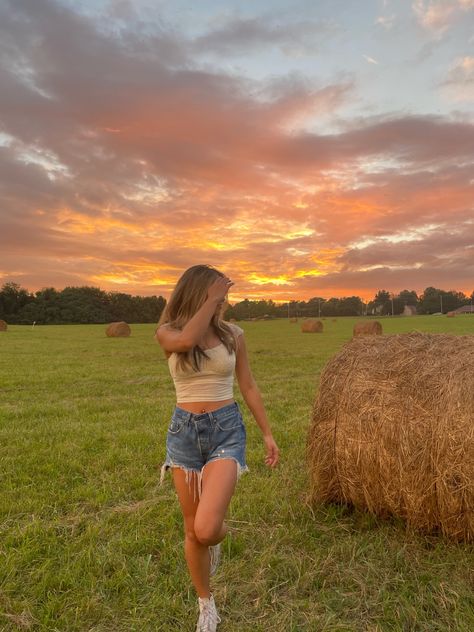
top-left (167, 323), bottom-right (244, 402)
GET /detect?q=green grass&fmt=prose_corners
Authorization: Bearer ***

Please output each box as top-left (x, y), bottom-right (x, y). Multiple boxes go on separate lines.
top-left (1, 316), bottom-right (473, 631)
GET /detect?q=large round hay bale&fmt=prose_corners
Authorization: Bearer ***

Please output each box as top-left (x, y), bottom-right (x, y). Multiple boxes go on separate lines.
top-left (447, 312), bottom-right (455, 318)
top-left (306, 333), bottom-right (474, 541)
top-left (353, 320), bottom-right (382, 336)
top-left (301, 319), bottom-right (323, 333)
top-left (0, 320), bottom-right (7, 331)
top-left (106, 321), bottom-right (131, 337)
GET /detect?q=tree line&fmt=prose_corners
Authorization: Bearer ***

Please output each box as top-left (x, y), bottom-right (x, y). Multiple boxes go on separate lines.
top-left (225, 287), bottom-right (473, 319)
top-left (1, 283), bottom-right (472, 324)
top-left (0, 283), bottom-right (166, 324)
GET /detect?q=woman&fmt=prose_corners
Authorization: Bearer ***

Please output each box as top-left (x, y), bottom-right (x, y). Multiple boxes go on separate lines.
top-left (156, 264), bottom-right (279, 631)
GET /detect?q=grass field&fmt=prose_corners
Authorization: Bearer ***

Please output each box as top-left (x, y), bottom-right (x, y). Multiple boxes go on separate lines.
top-left (1, 316), bottom-right (473, 631)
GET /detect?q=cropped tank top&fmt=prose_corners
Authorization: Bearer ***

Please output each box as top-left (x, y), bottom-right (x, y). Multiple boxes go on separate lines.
top-left (167, 323), bottom-right (244, 402)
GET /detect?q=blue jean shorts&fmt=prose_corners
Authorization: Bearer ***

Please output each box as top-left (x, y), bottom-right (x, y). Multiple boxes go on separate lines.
top-left (160, 401), bottom-right (249, 500)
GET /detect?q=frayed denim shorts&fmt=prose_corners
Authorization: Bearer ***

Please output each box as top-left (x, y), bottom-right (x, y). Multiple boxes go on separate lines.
top-left (160, 401), bottom-right (249, 500)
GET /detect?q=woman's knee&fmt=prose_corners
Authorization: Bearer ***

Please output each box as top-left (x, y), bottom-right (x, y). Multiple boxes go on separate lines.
top-left (184, 523), bottom-right (201, 544)
top-left (193, 519), bottom-right (222, 545)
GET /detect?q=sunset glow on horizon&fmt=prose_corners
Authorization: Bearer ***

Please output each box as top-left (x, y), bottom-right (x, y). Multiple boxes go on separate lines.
top-left (0, 0), bottom-right (473, 302)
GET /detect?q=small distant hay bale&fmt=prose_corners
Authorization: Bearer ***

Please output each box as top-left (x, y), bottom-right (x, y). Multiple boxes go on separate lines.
top-left (290, 317), bottom-right (298, 323)
top-left (331, 319), bottom-right (337, 323)
top-left (301, 319), bottom-right (323, 333)
top-left (447, 312), bottom-right (455, 318)
top-left (106, 321), bottom-right (131, 337)
top-left (306, 333), bottom-right (474, 541)
top-left (0, 320), bottom-right (7, 331)
top-left (353, 320), bottom-right (382, 337)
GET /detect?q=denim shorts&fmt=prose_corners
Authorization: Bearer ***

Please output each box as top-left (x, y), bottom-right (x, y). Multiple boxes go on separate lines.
top-left (160, 401), bottom-right (249, 500)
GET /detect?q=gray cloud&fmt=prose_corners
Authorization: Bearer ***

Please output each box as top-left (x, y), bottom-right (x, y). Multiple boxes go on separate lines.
top-left (0, 0), bottom-right (473, 299)
top-left (191, 14), bottom-right (338, 57)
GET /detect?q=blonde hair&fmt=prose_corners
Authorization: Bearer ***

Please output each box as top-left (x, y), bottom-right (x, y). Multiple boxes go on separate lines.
top-left (158, 264), bottom-right (236, 371)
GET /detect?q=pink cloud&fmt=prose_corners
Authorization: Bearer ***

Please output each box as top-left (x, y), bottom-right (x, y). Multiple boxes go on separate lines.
top-left (0, 0), bottom-right (473, 301)
top-left (412, 0), bottom-right (473, 36)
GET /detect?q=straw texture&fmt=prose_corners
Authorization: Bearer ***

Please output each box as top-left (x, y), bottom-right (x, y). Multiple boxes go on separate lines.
top-left (307, 333), bottom-right (474, 541)
top-left (301, 319), bottom-right (323, 333)
top-left (106, 321), bottom-right (131, 337)
top-left (353, 320), bottom-right (382, 336)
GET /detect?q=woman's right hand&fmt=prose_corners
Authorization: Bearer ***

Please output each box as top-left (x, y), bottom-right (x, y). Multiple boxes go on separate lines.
top-left (207, 276), bottom-right (234, 302)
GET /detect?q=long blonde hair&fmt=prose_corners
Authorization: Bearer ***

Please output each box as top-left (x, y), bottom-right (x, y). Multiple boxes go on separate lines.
top-left (158, 264), bottom-right (237, 371)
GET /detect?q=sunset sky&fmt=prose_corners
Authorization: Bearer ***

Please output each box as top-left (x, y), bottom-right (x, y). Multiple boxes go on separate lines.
top-left (0, 0), bottom-right (473, 302)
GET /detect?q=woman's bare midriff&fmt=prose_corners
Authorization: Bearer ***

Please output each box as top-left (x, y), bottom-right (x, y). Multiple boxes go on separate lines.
top-left (176, 398), bottom-right (235, 413)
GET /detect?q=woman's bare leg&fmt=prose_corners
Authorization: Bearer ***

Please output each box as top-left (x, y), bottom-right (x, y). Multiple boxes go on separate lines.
top-left (171, 460), bottom-right (238, 597)
top-left (194, 459), bottom-right (237, 546)
top-left (172, 468), bottom-right (210, 598)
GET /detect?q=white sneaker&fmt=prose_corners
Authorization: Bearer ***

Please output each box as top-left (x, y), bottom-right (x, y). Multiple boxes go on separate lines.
top-left (209, 543), bottom-right (221, 577)
top-left (196, 593), bottom-right (221, 631)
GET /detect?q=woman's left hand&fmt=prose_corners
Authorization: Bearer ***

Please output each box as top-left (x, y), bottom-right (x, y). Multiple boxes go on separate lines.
top-left (263, 435), bottom-right (280, 468)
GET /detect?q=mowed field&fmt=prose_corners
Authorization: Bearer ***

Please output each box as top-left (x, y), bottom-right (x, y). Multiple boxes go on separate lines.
top-left (1, 316), bottom-right (473, 631)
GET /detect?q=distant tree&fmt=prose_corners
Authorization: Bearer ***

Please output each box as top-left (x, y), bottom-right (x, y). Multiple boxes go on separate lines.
top-left (4, 282), bottom-right (471, 324)
top-left (369, 289), bottom-right (392, 315)
top-left (140, 295), bottom-right (166, 322)
top-left (441, 290), bottom-right (467, 312)
top-left (0, 282), bottom-right (33, 321)
top-left (225, 299), bottom-right (249, 320)
top-left (419, 287), bottom-right (443, 314)
top-left (321, 297), bottom-right (341, 316)
top-left (307, 297), bottom-right (325, 317)
top-left (59, 286), bottom-right (110, 323)
top-left (18, 287), bottom-right (61, 323)
top-left (108, 292), bottom-right (135, 322)
top-left (287, 300), bottom-right (298, 319)
top-left (339, 296), bottom-right (364, 316)
top-left (418, 287), bottom-right (467, 314)
top-left (254, 299), bottom-right (276, 318)
top-left (398, 290), bottom-right (418, 306)
top-left (374, 290), bottom-right (391, 304)
top-left (394, 297), bottom-right (406, 315)
top-left (294, 300), bottom-right (309, 317)
top-left (10, 285), bottom-right (166, 324)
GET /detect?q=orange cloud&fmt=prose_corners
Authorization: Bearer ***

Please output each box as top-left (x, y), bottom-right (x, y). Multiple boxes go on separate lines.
top-left (0, 1), bottom-right (473, 303)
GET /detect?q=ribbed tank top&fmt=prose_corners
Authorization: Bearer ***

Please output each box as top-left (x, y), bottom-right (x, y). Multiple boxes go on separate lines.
top-left (167, 323), bottom-right (244, 402)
